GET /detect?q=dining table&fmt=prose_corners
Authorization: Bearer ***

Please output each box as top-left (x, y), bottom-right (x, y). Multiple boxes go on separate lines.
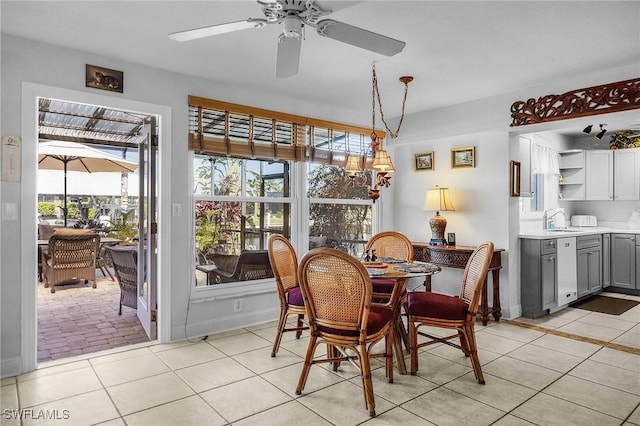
top-left (364, 259), bottom-right (441, 375)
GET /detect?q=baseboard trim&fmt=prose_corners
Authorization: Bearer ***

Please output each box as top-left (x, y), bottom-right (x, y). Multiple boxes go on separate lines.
top-left (1, 356), bottom-right (22, 379)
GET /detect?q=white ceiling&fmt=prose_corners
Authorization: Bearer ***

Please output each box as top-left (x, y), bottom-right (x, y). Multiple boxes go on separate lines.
top-left (2, 1), bottom-right (640, 123)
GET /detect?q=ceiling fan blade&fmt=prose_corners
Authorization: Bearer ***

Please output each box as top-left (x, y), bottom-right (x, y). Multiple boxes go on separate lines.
top-left (168, 18), bottom-right (268, 42)
top-left (315, 19), bottom-right (405, 56)
top-left (276, 35), bottom-right (302, 78)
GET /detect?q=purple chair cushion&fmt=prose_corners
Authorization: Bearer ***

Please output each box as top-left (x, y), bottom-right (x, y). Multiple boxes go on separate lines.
top-left (318, 306), bottom-right (393, 337)
top-left (287, 286), bottom-right (304, 306)
top-left (407, 291), bottom-right (468, 320)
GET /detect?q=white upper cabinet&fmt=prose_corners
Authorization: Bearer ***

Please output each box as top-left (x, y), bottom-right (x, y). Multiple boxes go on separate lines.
top-left (585, 150), bottom-right (613, 200)
top-left (614, 148), bottom-right (640, 201)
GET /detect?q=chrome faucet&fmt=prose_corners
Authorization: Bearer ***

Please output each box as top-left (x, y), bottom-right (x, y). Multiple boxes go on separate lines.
top-left (542, 209), bottom-right (564, 230)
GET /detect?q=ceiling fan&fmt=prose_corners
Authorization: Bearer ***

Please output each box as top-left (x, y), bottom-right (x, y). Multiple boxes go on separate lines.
top-left (168, 0), bottom-right (406, 78)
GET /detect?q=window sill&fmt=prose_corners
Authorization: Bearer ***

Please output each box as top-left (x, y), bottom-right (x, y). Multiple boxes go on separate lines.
top-left (191, 278), bottom-right (275, 302)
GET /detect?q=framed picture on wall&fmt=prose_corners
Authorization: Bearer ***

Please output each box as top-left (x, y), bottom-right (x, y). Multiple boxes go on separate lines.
top-left (510, 160), bottom-right (521, 196)
top-left (414, 152), bottom-right (434, 171)
top-left (451, 146), bottom-right (475, 168)
top-left (85, 64), bottom-right (123, 93)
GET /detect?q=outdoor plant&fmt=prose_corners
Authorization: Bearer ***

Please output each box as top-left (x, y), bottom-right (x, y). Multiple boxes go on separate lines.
top-left (108, 209), bottom-right (138, 243)
top-left (195, 201), bottom-right (243, 260)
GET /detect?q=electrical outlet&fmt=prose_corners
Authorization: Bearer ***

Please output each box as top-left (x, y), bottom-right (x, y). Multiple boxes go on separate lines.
top-left (233, 299), bottom-right (243, 312)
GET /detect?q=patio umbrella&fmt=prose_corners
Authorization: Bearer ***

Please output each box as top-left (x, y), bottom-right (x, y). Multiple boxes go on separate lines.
top-left (38, 141), bottom-right (138, 226)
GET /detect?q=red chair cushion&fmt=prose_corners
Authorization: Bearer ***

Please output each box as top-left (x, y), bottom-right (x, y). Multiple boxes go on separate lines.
top-left (372, 278), bottom-right (396, 294)
top-left (287, 286), bottom-right (304, 306)
top-left (318, 306), bottom-right (393, 337)
top-left (407, 291), bottom-right (468, 320)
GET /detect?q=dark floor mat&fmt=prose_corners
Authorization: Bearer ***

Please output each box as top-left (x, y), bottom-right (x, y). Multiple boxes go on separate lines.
top-left (570, 295), bottom-right (639, 315)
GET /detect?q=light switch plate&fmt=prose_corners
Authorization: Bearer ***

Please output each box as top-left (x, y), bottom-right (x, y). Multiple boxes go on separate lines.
top-left (2, 202), bottom-right (18, 221)
top-left (172, 203), bottom-right (182, 217)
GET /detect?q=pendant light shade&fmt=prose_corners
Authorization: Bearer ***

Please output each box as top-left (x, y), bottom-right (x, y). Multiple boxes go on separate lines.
top-left (372, 148), bottom-right (395, 173)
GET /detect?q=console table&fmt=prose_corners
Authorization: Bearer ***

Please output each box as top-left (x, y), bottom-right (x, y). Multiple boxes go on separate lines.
top-left (412, 243), bottom-right (504, 325)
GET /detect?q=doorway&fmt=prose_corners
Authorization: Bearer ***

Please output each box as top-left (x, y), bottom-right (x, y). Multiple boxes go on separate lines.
top-left (21, 83), bottom-right (171, 372)
top-left (37, 98), bottom-right (157, 362)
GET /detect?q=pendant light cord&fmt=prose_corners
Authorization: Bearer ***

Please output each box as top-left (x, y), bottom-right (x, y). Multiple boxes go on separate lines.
top-left (371, 64), bottom-right (411, 140)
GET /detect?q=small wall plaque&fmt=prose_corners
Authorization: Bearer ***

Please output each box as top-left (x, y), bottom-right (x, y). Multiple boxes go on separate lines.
top-left (86, 64), bottom-right (123, 93)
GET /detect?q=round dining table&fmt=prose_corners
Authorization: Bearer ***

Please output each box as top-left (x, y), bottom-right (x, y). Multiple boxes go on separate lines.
top-left (364, 260), bottom-right (441, 375)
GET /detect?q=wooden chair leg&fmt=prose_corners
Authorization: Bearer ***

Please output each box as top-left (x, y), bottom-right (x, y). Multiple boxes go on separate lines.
top-left (386, 332), bottom-right (394, 383)
top-left (271, 308), bottom-right (288, 357)
top-left (462, 325), bottom-right (485, 384)
top-left (409, 318), bottom-right (419, 375)
top-left (359, 353), bottom-right (376, 417)
top-left (296, 336), bottom-right (317, 395)
top-left (295, 314), bottom-right (304, 338)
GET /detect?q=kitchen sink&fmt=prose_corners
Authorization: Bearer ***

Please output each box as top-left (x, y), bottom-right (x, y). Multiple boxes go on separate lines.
top-left (546, 228), bottom-right (583, 232)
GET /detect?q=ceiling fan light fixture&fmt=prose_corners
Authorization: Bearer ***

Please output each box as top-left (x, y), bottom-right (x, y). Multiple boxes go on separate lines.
top-left (282, 14), bottom-right (302, 38)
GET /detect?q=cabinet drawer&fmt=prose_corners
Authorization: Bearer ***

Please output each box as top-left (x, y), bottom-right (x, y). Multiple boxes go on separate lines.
top-left (577, 235), bottom-right (602, 250)
top-left (541, 239), bottom-right (557, 255)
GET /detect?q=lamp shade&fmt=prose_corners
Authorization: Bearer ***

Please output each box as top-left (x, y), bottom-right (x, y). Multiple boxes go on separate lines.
top-left (372, 149), bottom-right (395, 173)
top-left (345, 155), bottom-right (363, 176)
top-left (424, 186), bottom-right (455, 212)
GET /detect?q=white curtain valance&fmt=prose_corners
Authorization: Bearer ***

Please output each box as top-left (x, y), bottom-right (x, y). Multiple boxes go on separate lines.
top-left (531, 143), bottom-right (559, 174)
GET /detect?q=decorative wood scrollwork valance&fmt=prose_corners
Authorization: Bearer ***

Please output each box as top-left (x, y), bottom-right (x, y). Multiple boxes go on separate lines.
top-left (510, 77), bottom-right (640, 127)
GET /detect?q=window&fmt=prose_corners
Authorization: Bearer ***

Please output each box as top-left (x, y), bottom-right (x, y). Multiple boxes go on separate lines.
top-left (189, 96), bottom-right (382, 287)
top-left (307, 163), bottom-right (373, 256)
top-left (194, 156), bottom-right (291, 286)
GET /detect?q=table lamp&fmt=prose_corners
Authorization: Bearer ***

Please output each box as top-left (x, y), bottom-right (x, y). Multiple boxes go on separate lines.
top-left (424, 185), bottom-right (455, 245)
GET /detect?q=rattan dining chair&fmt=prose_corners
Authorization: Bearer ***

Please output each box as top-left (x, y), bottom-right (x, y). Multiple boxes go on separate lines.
top-left (267, 234), bottom-right (307, 357)
top-left (42, 233), bottom-right (101, 293)
top-left (366, 231), bottom-right (414, 353)
top-left (365, 231), bottom-right (414, 303)
top-left (407, 241), bottom-right (494, 384)
top-left (296, 248), bottom-right (395, 418)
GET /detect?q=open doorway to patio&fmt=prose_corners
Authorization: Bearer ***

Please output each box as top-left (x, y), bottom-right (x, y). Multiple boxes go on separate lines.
top-left (36, 97), bottom-right (158, 362)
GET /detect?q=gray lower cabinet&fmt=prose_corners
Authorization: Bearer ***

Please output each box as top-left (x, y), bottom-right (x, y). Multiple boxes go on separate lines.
top-left (521, 238), bottom-right (557, 318)
top-left (611, 233), bottom-right (636, 289)
top-left (603, 234), bottom-right (610, 288)
top-left (576, 235), bottom-right (602, 298)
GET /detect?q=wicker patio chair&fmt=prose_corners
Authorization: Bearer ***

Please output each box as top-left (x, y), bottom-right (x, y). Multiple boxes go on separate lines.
top-left (207, 250), bottom-right (274, 283)
top-left (267, 234), bottom-right (308, 357)
top-left (407, 241), bottom-right (494, 384)
top-left (106, 245), bottom-right (138, 315)
top-left (296, 248), bottom-right (395, 418)
top-left (42, 233), bottom-right (100, 293)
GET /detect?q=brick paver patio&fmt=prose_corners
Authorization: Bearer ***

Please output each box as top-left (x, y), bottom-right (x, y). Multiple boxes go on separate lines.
top-left (37, 272), bottom-right (150, 362)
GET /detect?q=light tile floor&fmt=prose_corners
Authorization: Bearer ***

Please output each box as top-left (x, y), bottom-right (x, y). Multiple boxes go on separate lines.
top-left (2, 293), bottom-right (640, 426)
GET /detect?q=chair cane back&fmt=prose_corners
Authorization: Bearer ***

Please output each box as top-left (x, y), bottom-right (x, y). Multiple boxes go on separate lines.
top-left (296, 248), bottom-right (395, 418)
top-left (267, 234), bottom-right (308, 357)
top-left (407, 241), bottom-right (494, 384)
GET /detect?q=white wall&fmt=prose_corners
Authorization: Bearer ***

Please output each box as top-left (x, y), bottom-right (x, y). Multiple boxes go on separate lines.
top-left (2, 33), bottom-right (639, 377)
top-left (0, 35), bottom-right (369, 377)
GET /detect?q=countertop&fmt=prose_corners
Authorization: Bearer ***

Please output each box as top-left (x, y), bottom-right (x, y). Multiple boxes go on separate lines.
top-left (519, 227), bottom-right (640, 239)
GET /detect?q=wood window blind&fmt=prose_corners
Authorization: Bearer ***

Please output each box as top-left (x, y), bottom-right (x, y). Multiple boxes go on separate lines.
top-left (188, 95), bottom-right (385, 166)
